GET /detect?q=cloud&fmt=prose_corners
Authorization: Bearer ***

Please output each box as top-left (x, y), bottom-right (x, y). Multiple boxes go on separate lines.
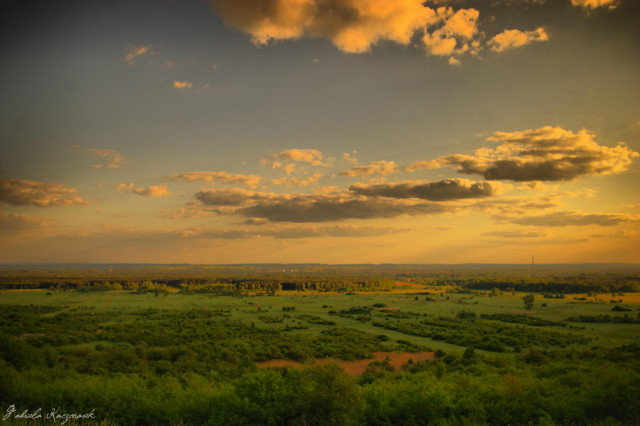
top-left (195, 188), bottom-right (269, 206)
top-left (186, 224), bottom-right (415, 239)
top-left (95, 211), bottom-right (132, 218)
top-left (571, 0), bottom-right (618, 10)
top-left (237, 194), bottom-right (451, 223)
top-left (211, 0), bottom-right (441, 53)
top-left (343, 151), bottom-right (359, 165)
top-left (117, 183), bottom-right (171, 197)
top-left (170, 171), bottom-right (262, 189)
top-left (124, 44), bottom-right (154, 63)
top-left (489, 27), bottom-right (548, 52)
top-left (339, 160), bottom-right (399, 177)
top-left (193, 186), bottom-right (455, 222)
top-left (405, 159), bottom-right (442, 172)
top-left (209, 1), bottom-right (576, 63)
top-left (484, 229), bottom-right (549, 238)
top-left (173, 81), bottom-right (194, 89)
top-left (0, 213), bottom-right (58, 235)
top-left (589, 230), bottom-right (635, 239)
top-left (0, 178), bottom-right (89, 207)
top-left (163, 202), bottom-right (218, 219)
top-left (276, 148), bottom-right (324, 164)
top-left (422, 7), bottom-right (480, 58)
top-left (516, 181), bottom-right (558, 192)
top-left (269, 173), bottom-right (324, 188)
top-left (211, 0), bottom-right (490, 62)
top-left (349, 178), bottom-right (505, 200)
top-left (74, 146), bottom-right (129, 169)
top-left (407, 126), bottom-right (638, 182)
top-left (471, 194), bottom-right (563, 216)
top-left (501, 210), bottom-right (639, 227)
top-left (262, 148), bottom-right (328, 174)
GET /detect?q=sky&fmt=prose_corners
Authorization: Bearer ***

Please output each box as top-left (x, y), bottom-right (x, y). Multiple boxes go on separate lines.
top-left (0, 0), bottom-right (639, 264)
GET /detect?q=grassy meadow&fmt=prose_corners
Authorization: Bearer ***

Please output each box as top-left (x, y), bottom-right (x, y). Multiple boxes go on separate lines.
top-left (3, 288), bottom-right (639, 352)
top-left (1, 266), bottom-right (639, 425)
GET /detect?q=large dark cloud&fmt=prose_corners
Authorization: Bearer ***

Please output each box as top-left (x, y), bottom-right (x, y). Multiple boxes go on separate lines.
top-left (0, 178), bottom-right (89, 207)
top-left (407, 126), bottom-right (638, 182)
top-left (195, 187), bottom-right (454, 223)
top-left (195, 188), bottom-right (276, 206)
top-left (237, 195), bottom-right (450, 223)
top-left (349, 178), bottom-right (504, 200)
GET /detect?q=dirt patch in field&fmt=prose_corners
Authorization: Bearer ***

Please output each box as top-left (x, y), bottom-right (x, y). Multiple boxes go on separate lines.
top-left (16, 333), bottom-right (44, 339)
top-left (258, 351), bottom-right (435, 376)
top-left (374, 307), bottom-right (399, 311)
top-left (395, 281), bottom-right (419, 286)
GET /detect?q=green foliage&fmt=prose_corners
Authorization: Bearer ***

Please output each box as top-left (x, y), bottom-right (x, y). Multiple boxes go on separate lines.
top-left (373, 314), bottom-right (589, 353)
top-left (481, 313), bottom-right (563, 327)
top-left (1, 265), bottom-right (639, 426)
top-left (523, 294), bottom-right (535, 311)
top-left (330, 306), bottom-right (373, 322)
top-left (567, 313), bottom-right (640, 323)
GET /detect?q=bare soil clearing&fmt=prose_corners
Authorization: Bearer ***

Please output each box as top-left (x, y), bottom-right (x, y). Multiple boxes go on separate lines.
top-left (258, 351), bottom-right (435, 376)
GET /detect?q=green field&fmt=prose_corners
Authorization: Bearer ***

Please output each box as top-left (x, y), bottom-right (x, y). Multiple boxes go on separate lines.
top-left (3, 288), bottom-right (638, 350)
top-left (2, 274), bottom-right (640, 426)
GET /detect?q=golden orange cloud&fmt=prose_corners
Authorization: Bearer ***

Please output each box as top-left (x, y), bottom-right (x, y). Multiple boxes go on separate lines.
top-left (0, 178), bottom-right (90, 207)
top-left (173, 81), bottom-right (194, 89)
top-left (571, 0), bottom-right (618, 10)
top-left (170, 171), bottom-right (262, 188)
top-left (212, 0), bottom-right (441, 53)
top-left (124, 44), bottom-right (153, 63)
top-left (489, 27), bottom-right (548, 52)
top-left (117, 183), bottom-right (171, 197)
top-left (407, 126), bottom-right (638, 182)
top-left (339, 160), bottom-right (398, 177)
top-left (74, 146), bottom-right (129, 169)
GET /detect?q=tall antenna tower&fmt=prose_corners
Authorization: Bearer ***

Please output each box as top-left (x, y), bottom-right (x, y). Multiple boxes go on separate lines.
top-left (532, 256), bottom-right (535, 266)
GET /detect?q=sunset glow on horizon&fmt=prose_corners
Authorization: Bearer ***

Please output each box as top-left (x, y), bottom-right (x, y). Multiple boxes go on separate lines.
top-left (1, 0), bottom-right (638, 264)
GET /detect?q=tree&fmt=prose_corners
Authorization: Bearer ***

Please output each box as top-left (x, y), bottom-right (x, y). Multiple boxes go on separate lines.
top-left (522, 294), bottom-right (535, 312)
